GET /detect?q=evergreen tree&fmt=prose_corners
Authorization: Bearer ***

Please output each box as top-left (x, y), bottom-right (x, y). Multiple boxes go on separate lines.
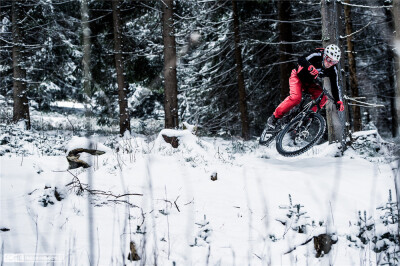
top-left (112, 0), bottom-right (131, 135)
top-left (321, 0), bottom-right (345, 143)
top-left (344, 0), bottom-right (361, 132)
top-left (12, 0), bottom-right (30, 129)
top-left (232, 0), bottom-right (250, 140)
top-left (162, 0), bottom-right (179, 129)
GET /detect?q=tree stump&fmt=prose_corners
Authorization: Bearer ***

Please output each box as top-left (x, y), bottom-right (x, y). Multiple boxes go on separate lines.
top-left (313, 233), bottom-right (337, 258)
top-left (162, 135), bottom-right (179, 148)
top-left (66, 148), bottom-right (105, 169)
top-left (127, 241), bottom-right (140, 261)
top-left (210, 172), bottom-right (217, 181)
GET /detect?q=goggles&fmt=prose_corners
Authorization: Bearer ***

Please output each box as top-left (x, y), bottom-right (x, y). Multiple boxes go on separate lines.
top-left (325, 55), bottom-right (339, 65)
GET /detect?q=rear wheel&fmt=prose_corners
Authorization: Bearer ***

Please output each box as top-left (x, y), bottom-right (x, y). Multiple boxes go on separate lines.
top-left (276, 112), bottom-right (326, 157)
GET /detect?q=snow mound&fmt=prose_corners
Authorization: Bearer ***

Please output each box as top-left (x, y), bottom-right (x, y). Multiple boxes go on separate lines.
top-left (66, 136), bottom-right (112, 154)
top-left (0, 124), bottom-right (67, 156)
top-left (347, 130), bottom-right (396, 161)
top-left (154, 129), bottom-right (217, 167)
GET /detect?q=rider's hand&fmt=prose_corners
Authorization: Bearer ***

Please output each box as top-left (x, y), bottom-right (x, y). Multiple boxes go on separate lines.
top-left (308, 65), bottom-right (319, 79)
top-left (336, 101), bottom-right (344, 112)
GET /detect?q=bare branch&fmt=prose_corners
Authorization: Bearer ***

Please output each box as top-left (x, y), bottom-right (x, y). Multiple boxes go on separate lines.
top-left (338, 0), bottom-right (392, 9)
top-left (340, 22), bottom-right (372, 39)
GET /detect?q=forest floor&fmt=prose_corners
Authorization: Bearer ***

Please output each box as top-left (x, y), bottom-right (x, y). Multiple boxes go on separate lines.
top-left (0, 110), bottom-right (399, 265)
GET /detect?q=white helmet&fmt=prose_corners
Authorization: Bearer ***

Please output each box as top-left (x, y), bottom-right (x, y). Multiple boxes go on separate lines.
top-left (324, 44), bottom-right (341, 62)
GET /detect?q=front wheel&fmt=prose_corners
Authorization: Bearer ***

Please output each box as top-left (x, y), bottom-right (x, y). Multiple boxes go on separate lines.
top-left (276, 112), bottom-right (326, 157)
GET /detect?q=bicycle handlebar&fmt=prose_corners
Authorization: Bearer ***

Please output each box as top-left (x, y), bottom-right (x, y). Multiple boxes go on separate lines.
top-left (314, 76), bottom-right (336, 102)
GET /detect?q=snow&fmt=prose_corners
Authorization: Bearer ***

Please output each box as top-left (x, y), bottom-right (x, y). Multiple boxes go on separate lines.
top-left (0, 122), bottom-right (398, 265)
top-left (50, 101), bottom-right (85, 110)
top-left (190, 32), bottom-right (201, 43)
top-left (127, 84), bottom-right (158, 114)
top-left (66, 136), bottom-right (112, 155)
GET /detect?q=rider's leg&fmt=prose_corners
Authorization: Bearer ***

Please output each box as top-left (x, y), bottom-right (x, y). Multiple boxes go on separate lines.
top-left (308, 84), bottom-right (327, 112)
top-left (273, 69), bottom-right (303, 119)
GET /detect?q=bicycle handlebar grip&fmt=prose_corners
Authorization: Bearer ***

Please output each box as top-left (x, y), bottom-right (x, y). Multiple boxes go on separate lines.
top-left (314, 76), bottom-right (323, 87)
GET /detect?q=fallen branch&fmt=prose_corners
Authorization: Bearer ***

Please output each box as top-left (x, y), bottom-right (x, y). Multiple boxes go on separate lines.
top-left (284, 237), bottom-right (313, 255)
top-left (107, 199), bottom-right (140, 208)
top-left (174, 196), bottom-right (180, 212)
top-left (66, 148), bottom-right (106, 169)
top-left (86, 189), bottom-right (143, 198)
top-left (284, 234), bottom-right (337, 258)
top-left (66, 170), bottom-right (143, 198)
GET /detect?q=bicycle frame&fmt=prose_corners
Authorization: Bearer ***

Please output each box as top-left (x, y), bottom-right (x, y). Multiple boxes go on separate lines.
top-left (259, 78), bottom-right (335, 147)
top-left (290, 85), bottom-right (333, 132)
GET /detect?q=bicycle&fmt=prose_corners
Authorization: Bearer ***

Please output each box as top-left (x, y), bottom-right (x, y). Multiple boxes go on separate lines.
top-left (259, 79), bottom-right (335, 157)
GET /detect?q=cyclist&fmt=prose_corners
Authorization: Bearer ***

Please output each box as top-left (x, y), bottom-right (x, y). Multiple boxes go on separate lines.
top-left (267, 44), bottom-right (344, 129)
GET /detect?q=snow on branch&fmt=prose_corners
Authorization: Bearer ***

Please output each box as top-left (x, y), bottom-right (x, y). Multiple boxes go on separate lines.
top-left (244, 18), bottom-right (321, 24)
top-left (344, 95), bottom-right (385, 108)
top-left (0, 37), bottom-right (44, 49)
top-left (340, 22), bottom-right (372, 39)
top-left (248, 39), bottom-right (321, 46)
top-left (338, 0), bottom-right (392, 9)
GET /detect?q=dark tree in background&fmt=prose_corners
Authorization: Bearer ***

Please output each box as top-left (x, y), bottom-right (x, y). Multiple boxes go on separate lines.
top-left (321, 0), bottom-right (344, 143)
top-left (81, 0), bottom-right (92, 99)
top-left (344, 0), bottom-right (361, 132)
top-left (112, 0), bottom-right (131, 136)
top-left (393, 0), bottom-right (400, 136)
top-left (162, 0), bottom-right (179, 129)
top-left (12, 1), bottom-right (30, 129)
top-left (390, 0), bottom-right (400, 227)
top-left (384, 0), bottom-right (397, 137)
top-left (232, 0), bottom-right (250, 140)
top-left (278, 0), bottom-right (293, 101)
top-left (0, 0), bottom-right (399, 140)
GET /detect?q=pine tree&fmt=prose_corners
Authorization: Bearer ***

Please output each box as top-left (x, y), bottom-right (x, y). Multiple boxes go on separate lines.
top-left (12, 0), bottom-right (30, 129)
top-left (278, 0), bottom-right (293, 101)
top-left (112, 0), bottom-right (130, 135)
top-left (392, 0), bottom-right (400, 136)
top-left (344, 0), bottom-right (361, 132)
top-left (232, 0), bottom-right (249, 140)
top-left (162, 0), bottom-right (179, 129)
top-left (321, 0), bottom-right (344, 143)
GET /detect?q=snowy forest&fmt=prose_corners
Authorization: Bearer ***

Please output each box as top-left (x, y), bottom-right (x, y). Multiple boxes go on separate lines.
top-left (1, 0), bottom-right (400, 265)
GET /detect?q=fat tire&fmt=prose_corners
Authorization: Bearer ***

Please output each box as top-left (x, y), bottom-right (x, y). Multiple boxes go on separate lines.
top-left (276, 112), bottom-right (326, 157)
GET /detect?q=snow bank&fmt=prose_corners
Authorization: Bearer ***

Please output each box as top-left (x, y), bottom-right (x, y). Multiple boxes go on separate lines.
top-left (66, 136), bottom-right (112, 154)
top-left (0, 126), bottom-right (398, 265)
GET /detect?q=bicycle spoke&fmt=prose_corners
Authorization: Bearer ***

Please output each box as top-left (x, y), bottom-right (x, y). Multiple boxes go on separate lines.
top-left (276, 113), bottom-right (326, 156)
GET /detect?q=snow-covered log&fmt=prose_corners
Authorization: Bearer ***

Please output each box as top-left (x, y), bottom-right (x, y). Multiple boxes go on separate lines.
top-left (66, 148), bottom-right (105, 169)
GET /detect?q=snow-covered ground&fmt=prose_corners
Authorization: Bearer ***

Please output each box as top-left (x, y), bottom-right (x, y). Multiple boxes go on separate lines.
top-left (0, 116), bottom-right (399, 265)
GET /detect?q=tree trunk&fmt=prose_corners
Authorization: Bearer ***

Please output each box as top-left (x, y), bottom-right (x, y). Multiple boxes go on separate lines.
top-left (162, 0), bottom-right (179, 129)
top-left (384, 1), bottom-right (398, 137)
top-left (278, 0), bottom-right (293, 101)
top-left (392, 0), bottom-right (400, 233)
top-left (344, 0), bottom-right (361, 132)
top-left (81, 0), bottom-right (92, 98)
top-left (232, 0), bottom-right (250, 140)
top-left (321, 0), bottom-right (344, 143)
top-left (393, 0), bottom-right (400, 136)
top-left (112, 0), bottom-right (131, 136)
top-left (12, 1), bottom-right (30, 129)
